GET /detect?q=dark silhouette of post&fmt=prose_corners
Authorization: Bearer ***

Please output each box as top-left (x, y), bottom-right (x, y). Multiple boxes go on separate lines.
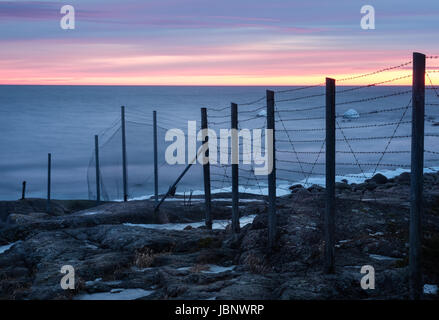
top-left (95, 135), bottom-right (100, 205)
top-left (153, 110), bottom-right (159, 205)
top-left (325, 78), bottom-right (336, 274)
top-left (201, 108), bottom-right (212, 229)
top-left (46, 153), bottom-right (51, 213)
top-left (266, 90), bottom-right (276, 250)
top-left (231, 103), bottom-right (240, 233)
top-left (121, 106), bottom-right (128, 202)
top-left (21, 181), bottom-right (26, 200)
top-left (410, 52), bottom-right (425, 300)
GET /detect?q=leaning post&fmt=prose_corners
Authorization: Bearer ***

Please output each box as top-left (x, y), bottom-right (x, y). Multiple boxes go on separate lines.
top-left (121, 106), bottom-right (128, 202)
top-left (231, 103), bottom-right (240, 233)
top-left (325, 78), bottom-right (336, 274)
top-left (201, 108), bottom-right (212, 229)
top-left (266, 90), bottom-right (276, 250)
top-left (410, 52), bottom-right (426, 300)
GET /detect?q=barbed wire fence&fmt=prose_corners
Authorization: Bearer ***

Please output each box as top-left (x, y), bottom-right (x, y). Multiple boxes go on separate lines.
top-left (80, 52), bottom-right (439, 299)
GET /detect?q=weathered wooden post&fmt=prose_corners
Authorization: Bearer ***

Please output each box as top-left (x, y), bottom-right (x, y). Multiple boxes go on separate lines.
top-left (410, 52), bottom-right (426, 300)
top-left (95, 135), bottom-right (101, 205)
top-left (325, 78), bottom-right (336, 274)
top-left (46, 153), bottom-right (51, 213)
top-left (201, 108), bottom-right (212, 229)
top-left (153, 110), bottom-right (159, 205)
top-left (121, 106), bottom-right (128, 202)
top-left (21, 181), bottom-right (26, 200)
top-left (266, 90), bottom-right (276, 250)
top-left (231, 103), bottom-right (240, 233)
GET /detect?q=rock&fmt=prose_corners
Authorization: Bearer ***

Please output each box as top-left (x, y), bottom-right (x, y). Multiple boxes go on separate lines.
top-left (1, 180), bottom-right (439, 300)
top-left (343, 109), bottom-right (360, 120)
top-left (395, 172), bottom-right (411, 184)
top-left (365, 181), bottom-right (377, 191)
top-left (307, 185), bottom-right (324, 193)
top-left (336, 182), bottom-right (351, 191)
top-left (289, 184), bottom-right (304, 192)
top-left (292, 188), bottom-right (312, 200)
top-left (367, 173), bottom-right (388, 185)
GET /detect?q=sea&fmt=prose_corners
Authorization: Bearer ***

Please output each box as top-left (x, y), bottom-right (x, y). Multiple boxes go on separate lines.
top-left (0, 85), bottom-right (438, 201)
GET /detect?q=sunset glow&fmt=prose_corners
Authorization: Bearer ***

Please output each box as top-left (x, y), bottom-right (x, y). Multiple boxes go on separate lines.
top-left (1, 0), bottom-right (438, 85)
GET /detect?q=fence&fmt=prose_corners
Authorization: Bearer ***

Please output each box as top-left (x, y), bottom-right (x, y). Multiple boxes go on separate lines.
top-left (24, 52), bottom-right (439, 299)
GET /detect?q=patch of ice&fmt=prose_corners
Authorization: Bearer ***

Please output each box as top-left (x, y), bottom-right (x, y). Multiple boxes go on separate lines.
top-left (0, 242), bottom-right (16, 254)
top-left (123, 214), bottom-right (256, 231)
top-left (202, 265), bottom-right (235, 274)
top-left (74, 288), bottom-right (154, 300)
top-left (85, 278), bottom-right (102, 287)
top-left (369, 232), bottom-right (384, 237)
top-left (81, 210), bottom-right (104, 216)
top-left (177, 266), bottom-right (190, 271)
top-left (423, 284), bottom-right (438, 295)
top-left (176, 265), bottom-right (235, 274)
top-left (369, 254), bottom-right (400, 261)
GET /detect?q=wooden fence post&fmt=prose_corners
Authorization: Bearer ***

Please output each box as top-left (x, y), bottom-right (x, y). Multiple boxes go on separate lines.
top-left (325, 78), bottom-right (336, 274)
top-left (410, 52), bottom-right (426, 300)
top-left (201, 108), bottom-right (212, 229)
top-left (266, 90), bottom-right (276, 250)
top-left (231, 102), bottom-right (240, 233)
top-left (153, 110), bottom-right (159, 205)
top-left (21, 181), bottom-right (26, 200)
top-left (46, 153), bottom-right (51, 213)
top-left (95, 135), bottom-right (101, 205)
top-left (121, 106), bottom-right (128, 202)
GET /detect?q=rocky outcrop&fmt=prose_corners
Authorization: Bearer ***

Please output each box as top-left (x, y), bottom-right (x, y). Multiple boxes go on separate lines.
top-left (0, 172), bottom-right (438, 300)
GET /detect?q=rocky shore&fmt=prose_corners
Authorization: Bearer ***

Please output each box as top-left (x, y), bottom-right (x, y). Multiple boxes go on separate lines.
top-left (0, 171), bottom-right (438, 300)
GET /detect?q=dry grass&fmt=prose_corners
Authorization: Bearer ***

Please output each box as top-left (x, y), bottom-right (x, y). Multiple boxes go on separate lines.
top-left (133, 246), bottom-right (174, 268)
top-left (243, 253), bottom-right (270, 274)
top-left (134, 248), bottom-right (156, 268)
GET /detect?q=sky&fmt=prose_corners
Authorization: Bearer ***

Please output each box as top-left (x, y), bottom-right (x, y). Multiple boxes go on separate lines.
top-left (0, 0), bottom-right (439, 85)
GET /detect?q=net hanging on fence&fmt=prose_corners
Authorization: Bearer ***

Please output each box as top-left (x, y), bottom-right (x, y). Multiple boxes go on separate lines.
top-left (86, 112), bottom-right (206, 201)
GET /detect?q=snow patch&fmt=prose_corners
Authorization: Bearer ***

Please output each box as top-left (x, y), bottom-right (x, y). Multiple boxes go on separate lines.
top-left (0, 242), bottom-right (16, 254)
top-left (124, 214), bottom-right (256, 231)
top-left (74, 288), bottom-right (154, 300)
top-left (81, 210), bottom-right (104, 216)
top-left (202, 265), bottom-right (235, 274)
top-left (176, 265), bottom-right (235, 274)
top-left (423, 284), bottom-right (438, 295)
top-left (369, 254), bottom-right (400, 261)
top-left (343, 109), bottom-right (360, 119)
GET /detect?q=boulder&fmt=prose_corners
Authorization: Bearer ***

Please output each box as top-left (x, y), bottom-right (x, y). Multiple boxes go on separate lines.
top-left (367, 173), bottom-right (388, 185)
top-left (395, 172), bottom-right (411, 184)
top-left (336, 182), bottom-right (351, 191)
top-left (289, 184), bottom-right (304, 192)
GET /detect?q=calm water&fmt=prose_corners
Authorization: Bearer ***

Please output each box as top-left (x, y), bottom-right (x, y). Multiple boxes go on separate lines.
top-left (0, 85), bottom-right (438, 201)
